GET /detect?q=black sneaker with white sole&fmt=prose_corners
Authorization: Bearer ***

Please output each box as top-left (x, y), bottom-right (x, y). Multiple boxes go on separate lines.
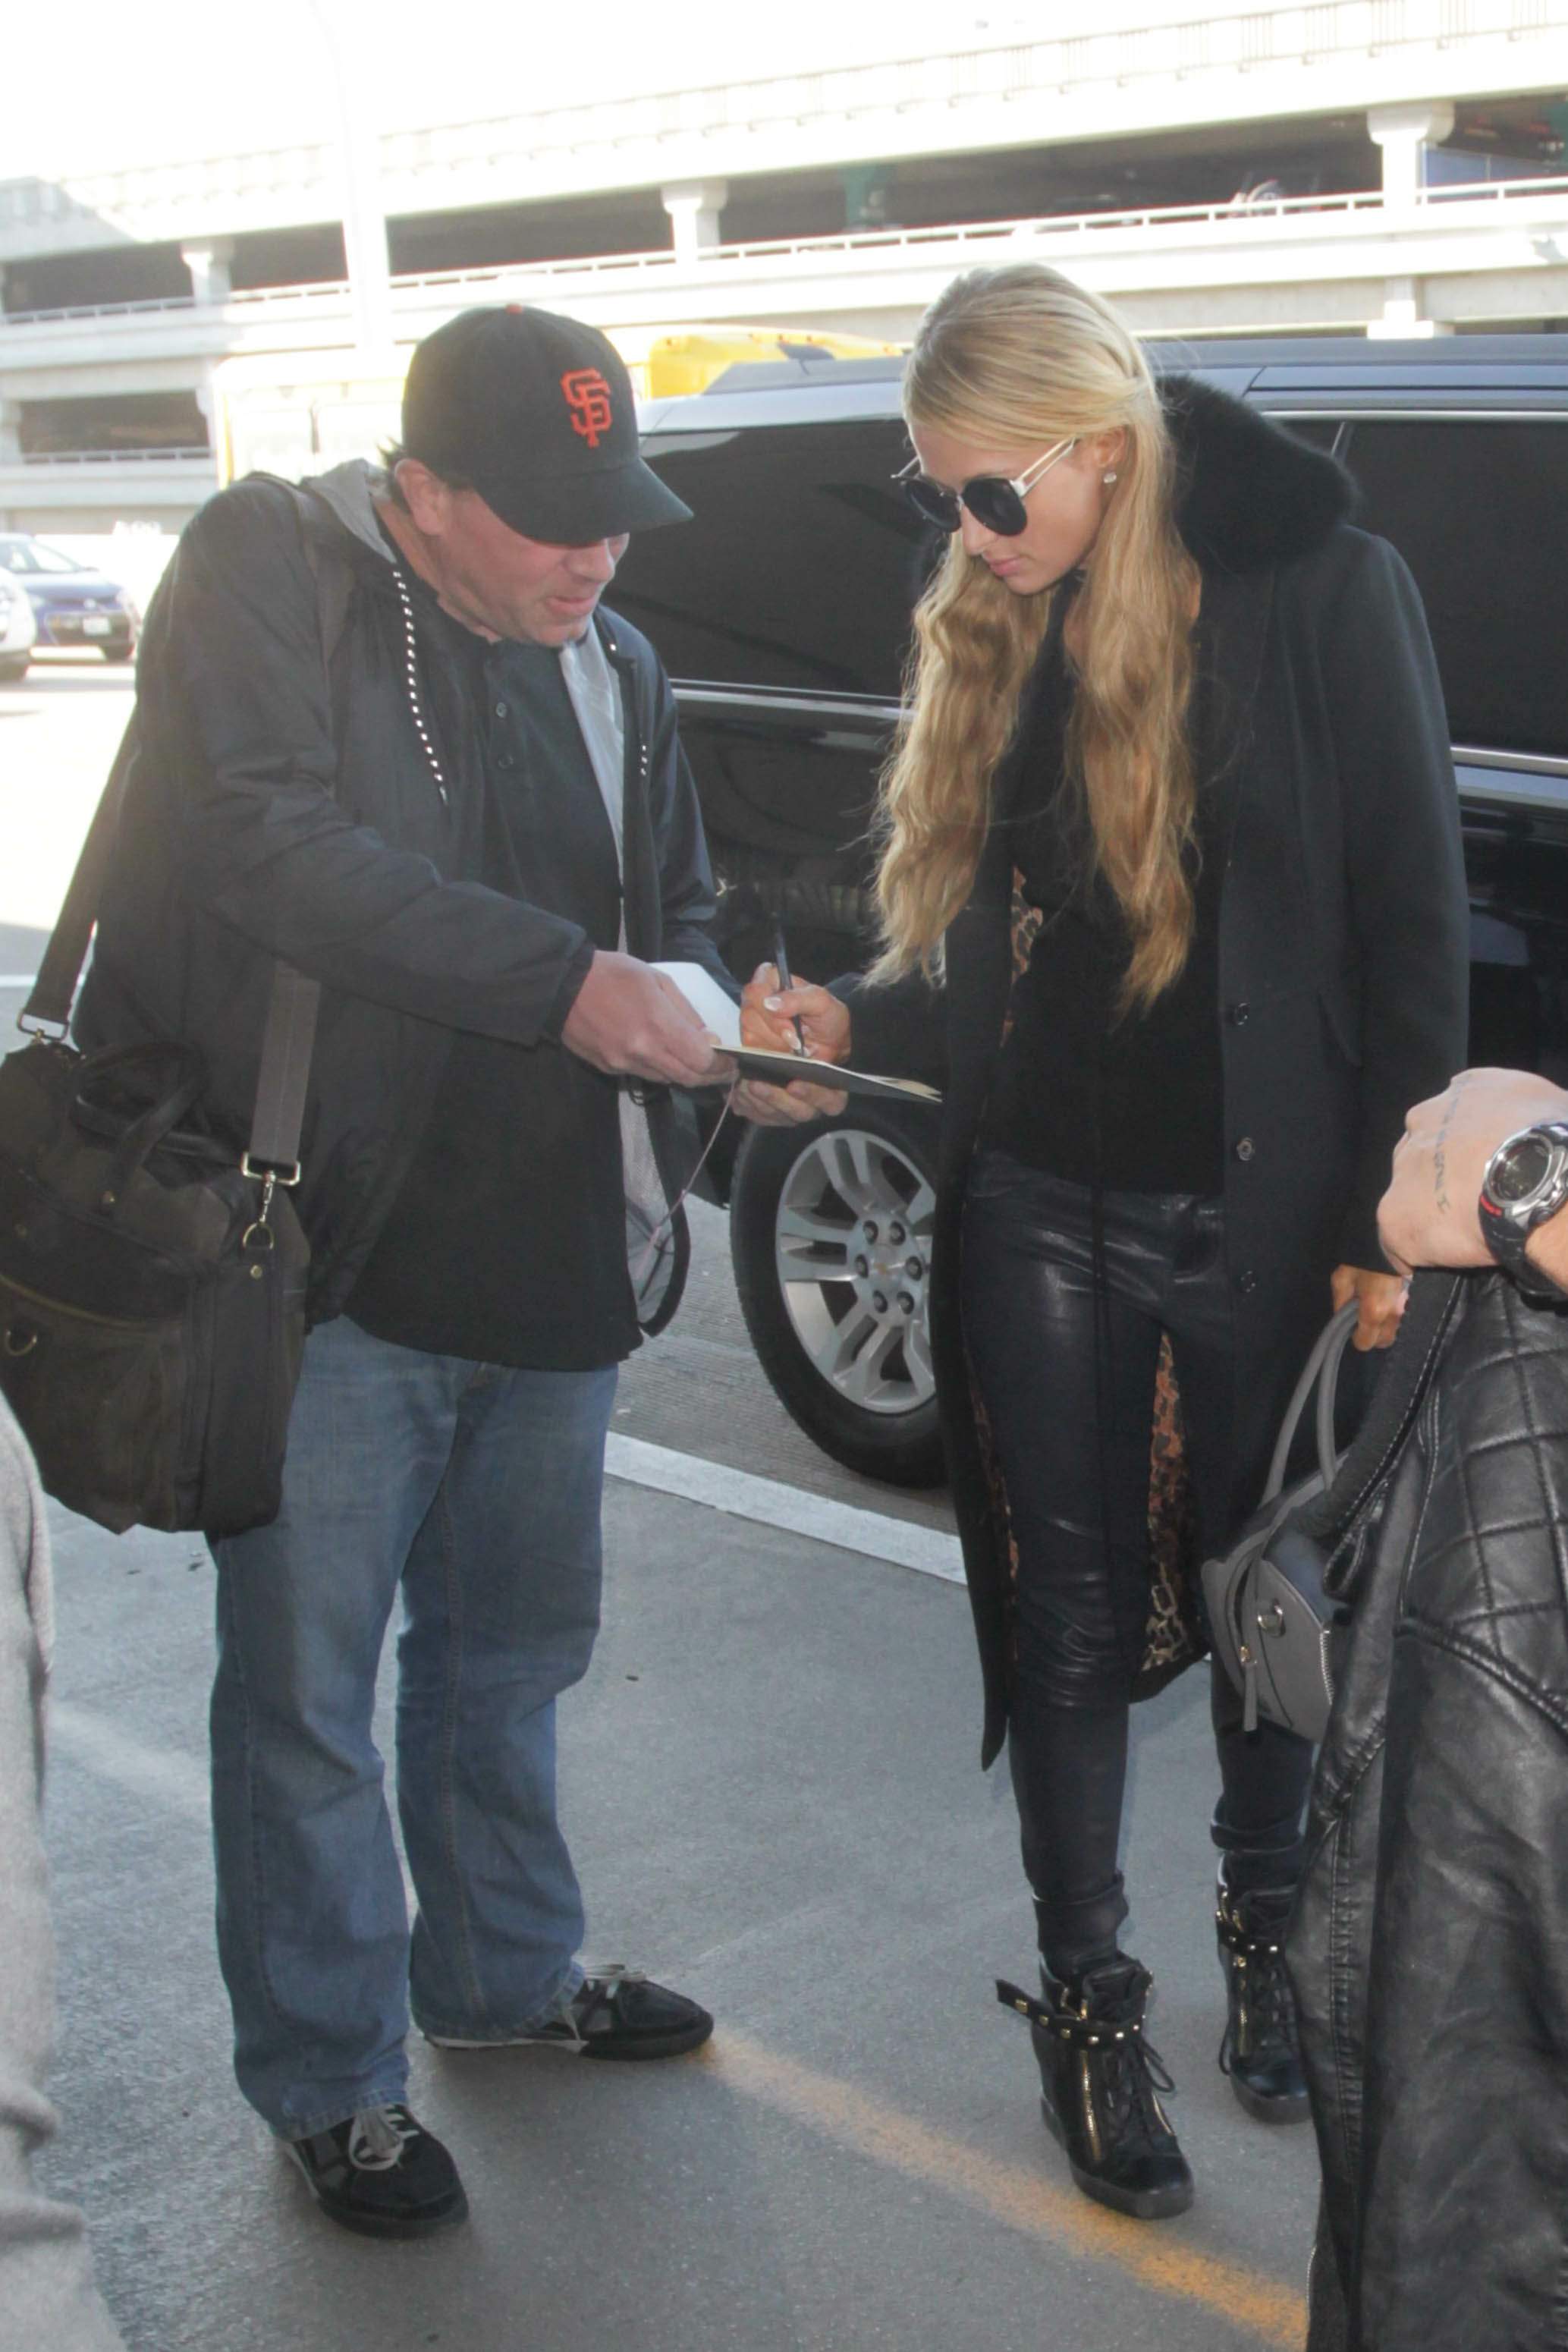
top-left (285, 2104), bottom-right (468, 2238)
top-left (425, 1964), bottom-right (714, 2060)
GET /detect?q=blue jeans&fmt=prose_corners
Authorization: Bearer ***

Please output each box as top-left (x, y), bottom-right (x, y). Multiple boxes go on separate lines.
top-left (209, 1315), bottom-right (617, 2137)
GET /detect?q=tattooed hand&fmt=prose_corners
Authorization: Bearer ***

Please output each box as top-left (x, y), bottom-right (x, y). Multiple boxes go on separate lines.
top-left (1379, 1069), bottom-right (1568, 1276)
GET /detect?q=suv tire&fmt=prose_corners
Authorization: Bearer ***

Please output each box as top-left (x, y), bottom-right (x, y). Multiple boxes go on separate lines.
top-left (729, 1102), bottom-right (945, 1487)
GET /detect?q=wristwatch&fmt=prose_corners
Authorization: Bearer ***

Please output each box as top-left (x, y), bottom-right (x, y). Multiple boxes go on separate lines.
top-left (1478, 1121), bottom-right (1568, 1301)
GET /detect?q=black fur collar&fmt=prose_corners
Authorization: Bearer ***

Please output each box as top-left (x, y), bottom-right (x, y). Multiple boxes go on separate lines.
top-left (1161, 374), bottom-right (1353, 575)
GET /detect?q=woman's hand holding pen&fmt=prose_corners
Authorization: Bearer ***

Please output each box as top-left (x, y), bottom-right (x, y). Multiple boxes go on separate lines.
top-left (731, 964), bottom-right (852, 1126)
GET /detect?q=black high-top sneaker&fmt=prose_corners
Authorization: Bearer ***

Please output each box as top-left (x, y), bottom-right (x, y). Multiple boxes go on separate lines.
top-left (997, 1956), bottom-right (1194, 2219)
top-left (1215, 1876), bottom-right (1310, 2124)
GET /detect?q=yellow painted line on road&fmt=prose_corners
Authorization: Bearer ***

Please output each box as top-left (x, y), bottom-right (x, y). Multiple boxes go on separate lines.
top-left (702, 2031), bottom-right (1306, 2350)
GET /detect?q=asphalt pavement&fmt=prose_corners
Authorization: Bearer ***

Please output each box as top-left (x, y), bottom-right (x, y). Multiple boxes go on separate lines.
top-left (6, 661), bottom-right (1319, 2351)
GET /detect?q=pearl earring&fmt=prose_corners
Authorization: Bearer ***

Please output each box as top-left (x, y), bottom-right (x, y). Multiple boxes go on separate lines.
top-left (1102, 468), bottom-right (1119, 485)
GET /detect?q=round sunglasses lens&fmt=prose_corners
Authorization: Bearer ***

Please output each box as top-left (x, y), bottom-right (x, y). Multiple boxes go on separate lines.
top-left (903, 477), bottom-right (960, 531)
top-left (962, 480), bottom-right (1029, 537)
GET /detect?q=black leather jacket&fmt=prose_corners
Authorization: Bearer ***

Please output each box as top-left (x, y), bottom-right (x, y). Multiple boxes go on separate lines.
top-left (1290, 1272), bottom-right (1568, 2352)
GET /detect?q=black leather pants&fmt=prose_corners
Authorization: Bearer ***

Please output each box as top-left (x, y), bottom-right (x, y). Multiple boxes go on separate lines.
top-left (960, 1150), bottom-right (1315, 1981)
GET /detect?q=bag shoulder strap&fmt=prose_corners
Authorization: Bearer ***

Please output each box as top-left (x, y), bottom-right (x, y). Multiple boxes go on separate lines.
top-left (279, 476), bottom-right (356, 674)
top-left (1294, 1269), bottom-right (1468, 1567)
top-left (21, 716), bottom-right (139, 1032)
top-left (22, 483), bottom-right (353, 1178)
top-left (244, 483), bottom-right (357, 1176)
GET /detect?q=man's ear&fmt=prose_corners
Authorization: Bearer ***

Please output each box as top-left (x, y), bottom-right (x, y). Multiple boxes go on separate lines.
top-left (392, 458), bottom-right (450, 535)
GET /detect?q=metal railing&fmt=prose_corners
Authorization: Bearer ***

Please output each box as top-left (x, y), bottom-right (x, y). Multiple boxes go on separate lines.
top-left (2, 294), bottom-right (200, 327)
top-left (12, 447), bottom-right (212, 467)
top-left (5, 171), bottom-right (1568, 333)
top-left (0, 143), bottom-right (333, 234)
top-left (4, 281), bottom-right (349, 326)
top-left (381, 2), bottom-right (1566, 181)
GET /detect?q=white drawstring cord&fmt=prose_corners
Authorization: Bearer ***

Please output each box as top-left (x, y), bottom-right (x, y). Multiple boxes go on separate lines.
top-left (630, 1077), bottom-right (742, 1288)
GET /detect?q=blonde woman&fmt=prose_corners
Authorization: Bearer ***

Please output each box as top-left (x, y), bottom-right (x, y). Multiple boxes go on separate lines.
top-left (740, 265), bottom-right (1467, 2218)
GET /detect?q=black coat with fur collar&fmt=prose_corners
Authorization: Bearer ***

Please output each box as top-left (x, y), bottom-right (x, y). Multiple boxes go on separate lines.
top-left (846, 379), bottom-right (1469, 1768)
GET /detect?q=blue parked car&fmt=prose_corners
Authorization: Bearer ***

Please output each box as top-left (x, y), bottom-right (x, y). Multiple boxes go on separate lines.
top-left (0, 535), bottom-right (137, 662)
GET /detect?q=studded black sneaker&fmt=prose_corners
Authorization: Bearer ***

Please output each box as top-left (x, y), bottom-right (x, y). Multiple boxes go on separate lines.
top-left (425, 1964), bottom-right (714, 2061)
top-left (285, 2104), bottom-right (468, 2238)
top-left (1215, 1877), bottom-right (1310, 2124)
top-left (998, 1956), bottom-right (1194, 2221)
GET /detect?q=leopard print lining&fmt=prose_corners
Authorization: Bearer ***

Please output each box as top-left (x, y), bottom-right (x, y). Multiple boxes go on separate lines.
top-left (1007, 870), bottom-right (1044, 1016)
top-left (973, 1336), bottom-right (1205, 1698)
top-left (1144, 1333), bottom-right (1207, 1678)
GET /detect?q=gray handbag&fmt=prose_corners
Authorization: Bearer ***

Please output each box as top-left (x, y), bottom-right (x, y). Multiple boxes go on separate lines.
top-left (1202, 1272), bottom-right (1465, 1745)
top-left (1201, 1303), bottom-right (1359, 1743)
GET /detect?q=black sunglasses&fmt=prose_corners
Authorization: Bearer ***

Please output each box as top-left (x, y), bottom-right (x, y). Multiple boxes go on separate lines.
top-left (894, 437), bottom-right (1079, 538)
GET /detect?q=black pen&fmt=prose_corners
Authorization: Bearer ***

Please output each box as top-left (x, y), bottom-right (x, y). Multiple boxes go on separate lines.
top-left (772, 923), bottom-right (807, 1055)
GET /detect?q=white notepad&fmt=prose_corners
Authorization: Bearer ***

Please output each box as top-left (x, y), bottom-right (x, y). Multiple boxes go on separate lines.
top-left (654, 962), bottom-right (941, 1105)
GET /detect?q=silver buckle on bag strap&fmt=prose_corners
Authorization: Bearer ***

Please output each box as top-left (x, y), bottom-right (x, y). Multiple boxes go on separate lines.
top-left (240, 1152), bottom-right (300, 1187)
top-left (240, 1155), bottom-right (300, 1254)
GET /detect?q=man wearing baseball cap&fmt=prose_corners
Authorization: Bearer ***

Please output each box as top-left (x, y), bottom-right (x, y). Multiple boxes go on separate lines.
top-left (75, 307), bottom-right (746, 2238)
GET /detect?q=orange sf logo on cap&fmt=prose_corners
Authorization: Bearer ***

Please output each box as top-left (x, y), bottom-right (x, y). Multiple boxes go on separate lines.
top-left (561, 368), bottom-right (614, 448)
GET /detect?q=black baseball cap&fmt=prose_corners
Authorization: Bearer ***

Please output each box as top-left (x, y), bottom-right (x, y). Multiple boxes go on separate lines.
top-left (401, 306), bottom-right (692, 542)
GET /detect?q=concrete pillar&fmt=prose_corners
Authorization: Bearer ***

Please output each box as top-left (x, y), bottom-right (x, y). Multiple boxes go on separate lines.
top-left (662, 181), bottom-right (729, 263)
top-left (0, 395), bottom-right (20, 464)
top-left (1367, 276), bottom-right (1453, 339)
top-left (308, 0), bottom-right (394, 359)
top-left (181, 237), bottom-right (234, 306)
top-left (190, 362), bottom-right (220, 455)
top-left (1368, 102), bottom-right (1456, 205)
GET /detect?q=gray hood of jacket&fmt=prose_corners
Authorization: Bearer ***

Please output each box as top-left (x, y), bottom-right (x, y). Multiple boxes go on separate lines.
top-left (303, 461), bottom-right (629, 863)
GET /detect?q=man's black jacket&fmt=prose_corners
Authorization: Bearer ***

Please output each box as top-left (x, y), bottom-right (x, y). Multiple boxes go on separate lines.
top-left (75, 461), bottom-right (733, 1326)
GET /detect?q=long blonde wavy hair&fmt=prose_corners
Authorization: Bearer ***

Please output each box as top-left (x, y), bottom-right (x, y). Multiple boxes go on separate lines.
top-left (872, 264), bottom-right (1200, 1011)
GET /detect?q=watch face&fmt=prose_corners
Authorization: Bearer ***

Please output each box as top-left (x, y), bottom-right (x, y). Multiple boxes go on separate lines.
top-left (1494, 1133), bottom-right (1555, 1205)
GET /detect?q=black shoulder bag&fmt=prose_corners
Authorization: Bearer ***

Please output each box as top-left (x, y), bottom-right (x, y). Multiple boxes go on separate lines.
top-left (0, 501), bottom-right (350, 1539)
top-left (0, 762), bottom-right (317, 1537)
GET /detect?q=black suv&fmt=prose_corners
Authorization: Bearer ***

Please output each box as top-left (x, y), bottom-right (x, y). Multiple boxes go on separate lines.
top-left (612, 336), bottom-right (1568, 1487)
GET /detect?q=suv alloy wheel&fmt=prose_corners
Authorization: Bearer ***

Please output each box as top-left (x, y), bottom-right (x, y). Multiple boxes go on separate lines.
top-left (728, 1101), bottom-right (946, 1487)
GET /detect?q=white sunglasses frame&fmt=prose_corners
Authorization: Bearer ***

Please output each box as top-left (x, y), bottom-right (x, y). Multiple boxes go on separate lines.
top-left (894, 435), bottom-right (1080, 533)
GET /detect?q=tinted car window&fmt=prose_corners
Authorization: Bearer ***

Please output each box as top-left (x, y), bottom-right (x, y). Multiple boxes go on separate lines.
top-left (1340, 420), bottom-right (1568, 759)
top-left (615, 417), bottom-right (927, 699)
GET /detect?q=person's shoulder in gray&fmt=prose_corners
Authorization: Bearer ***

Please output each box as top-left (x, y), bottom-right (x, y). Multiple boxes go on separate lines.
top-left (0, 1393), bottom-right (125, 2352)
